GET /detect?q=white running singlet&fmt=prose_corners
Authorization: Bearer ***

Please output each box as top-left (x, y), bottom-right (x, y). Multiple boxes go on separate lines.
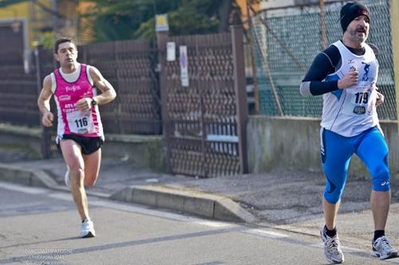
top-left (321, 41), bottom-right (379, 137)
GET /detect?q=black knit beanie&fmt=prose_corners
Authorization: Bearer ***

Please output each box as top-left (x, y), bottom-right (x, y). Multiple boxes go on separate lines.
top-left (340, 2), bottom-right (370, 32)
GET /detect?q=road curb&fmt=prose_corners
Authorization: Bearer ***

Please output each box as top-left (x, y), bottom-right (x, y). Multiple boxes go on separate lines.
top-left (0, 164), bottom-right (256, 223)
top-left (0, 163), bottom-right (58, 188)
top-left (110, 185), bottom-right (256, 223)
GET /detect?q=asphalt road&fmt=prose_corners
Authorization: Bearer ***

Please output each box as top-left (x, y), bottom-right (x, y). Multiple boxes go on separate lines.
top-left (1, 182), bottom-right (397, 265)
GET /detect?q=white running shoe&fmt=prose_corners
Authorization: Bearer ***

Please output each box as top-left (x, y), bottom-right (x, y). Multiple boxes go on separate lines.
top-left (80, 219), bottom-right (96, 238)
top-left (64, 167), bottom-right (70, 188)
top-left (372, 236), bottom-right (397, 260)
top-left (320, 228), bottom-right (344, 264)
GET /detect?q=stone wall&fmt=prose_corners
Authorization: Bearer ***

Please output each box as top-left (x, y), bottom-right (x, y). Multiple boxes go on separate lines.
top-left (2, 117), bottom-right (399, 184)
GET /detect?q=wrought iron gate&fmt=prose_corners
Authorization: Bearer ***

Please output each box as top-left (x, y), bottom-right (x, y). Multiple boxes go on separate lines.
top-left (158, 26), bottom-right (248, 178)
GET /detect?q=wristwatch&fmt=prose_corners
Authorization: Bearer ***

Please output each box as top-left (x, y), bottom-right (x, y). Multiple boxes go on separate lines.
top-left (91, 98), bottom-right (97, 107)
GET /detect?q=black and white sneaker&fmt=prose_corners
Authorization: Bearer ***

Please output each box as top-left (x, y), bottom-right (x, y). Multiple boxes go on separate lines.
top-left (320, 227), bottom-right (344, 264)
top-left (372, 236), bottom-right (397, 260)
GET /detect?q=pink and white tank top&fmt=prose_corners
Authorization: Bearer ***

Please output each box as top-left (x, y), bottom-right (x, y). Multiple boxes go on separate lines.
top-left (53, 64), bottom-right (103, 139)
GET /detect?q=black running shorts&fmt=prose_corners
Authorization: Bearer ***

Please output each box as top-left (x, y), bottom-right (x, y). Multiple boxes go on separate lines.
top-left (58, 134), bottom-right (103, 155)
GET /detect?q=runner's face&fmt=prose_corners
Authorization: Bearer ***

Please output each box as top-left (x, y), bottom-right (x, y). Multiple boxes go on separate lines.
top-left (54, 42), bottom-right (78, 66)
top-left (346, 15), bottom-right (369, 43)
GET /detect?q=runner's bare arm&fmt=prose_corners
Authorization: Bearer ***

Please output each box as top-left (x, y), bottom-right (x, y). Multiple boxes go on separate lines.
top-left (89, 66), bottom-right (117, 105)
top-left (37, 75), bottom-right (54, 127)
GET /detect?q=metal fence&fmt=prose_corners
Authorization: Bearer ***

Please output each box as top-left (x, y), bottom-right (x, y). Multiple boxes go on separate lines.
top-left (0, 50), bottom-right (38, 126)
top-left (79, 40), bottom-right (162, 135)
top-left (0, 27), bottom-right (249, 178)
top-left (0, 39), bottom-right (162, 158)
top-left (250, 0), bottom-right (396, 120)
top-left (158, 26), bottom-right (248, 177)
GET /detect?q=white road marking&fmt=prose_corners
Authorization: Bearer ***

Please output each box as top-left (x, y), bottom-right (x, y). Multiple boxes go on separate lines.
top-left (48, 192), bottom-right (73, 201)
top-left (244, 228), bottom-right (288, 238)
top-left (310, 243), bottom-right (363, 253)
top-left (0, 182), bottom-right (48, 194)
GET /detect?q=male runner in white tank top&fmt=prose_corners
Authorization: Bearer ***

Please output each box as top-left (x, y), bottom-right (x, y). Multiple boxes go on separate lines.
top-left (37, 37), bottom-right (117, 238)
top-left (300, 2), bottom-right (397, 263)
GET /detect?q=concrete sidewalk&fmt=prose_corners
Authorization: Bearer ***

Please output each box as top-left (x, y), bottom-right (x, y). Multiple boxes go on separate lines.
top-left (1, 153), bottom-right (399, 252)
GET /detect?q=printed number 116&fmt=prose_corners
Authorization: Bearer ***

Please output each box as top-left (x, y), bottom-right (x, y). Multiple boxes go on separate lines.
top-left (75, 117), bottom-right (88, 128)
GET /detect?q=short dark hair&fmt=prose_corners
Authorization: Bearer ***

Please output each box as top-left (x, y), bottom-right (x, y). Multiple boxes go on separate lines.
top-left (54, 37), bottom-right (75, 53)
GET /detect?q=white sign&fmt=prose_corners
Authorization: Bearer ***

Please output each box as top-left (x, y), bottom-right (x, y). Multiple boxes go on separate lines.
top-left (179, 46), bottom-right (189, 87)
top-left (167, 42), bottom-right (176, 62)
